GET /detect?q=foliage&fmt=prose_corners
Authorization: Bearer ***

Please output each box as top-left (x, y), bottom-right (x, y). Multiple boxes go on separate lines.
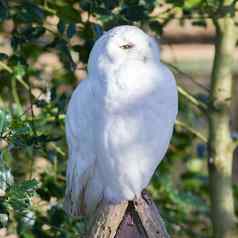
top-left (0, 0), bottom-right (235, 237)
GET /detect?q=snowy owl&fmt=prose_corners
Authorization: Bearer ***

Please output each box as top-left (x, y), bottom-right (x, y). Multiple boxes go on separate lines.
top-left (64, 25), bottom-right (178, 217)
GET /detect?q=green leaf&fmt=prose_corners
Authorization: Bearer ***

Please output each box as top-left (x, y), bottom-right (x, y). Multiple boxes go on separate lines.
top-left (123, 0), bottom-right (139, 5)
top-left (11, 36), bottom-right (19, 50)
top-left (27, 4), bottom-right (44, 20)
top-left (37, 173), bottom-right (64, 200)
top-left (167, 0), bottom-right (183, 7)
top-left (6, 179), bottom-right (39, 211)
top-left (187, 159), bottom-right (204, 173)
top-left (0, 53), bottom-right (8, 61)
top-left (121, 5), bottom-right (147, 21)
top-left (57, 19), bottom-right (65, 34)
top-left (0, 0), bottom-right (8, 21)
top-left (184, 0), bottom-right (202, 8)
top-left (56, 39), bottom-right (76, 71)
top-left (67, 23), bottom-right (76, 38)
top-left (0, 110), bottom-right (6, 134)
top-left (19, 179), bottom-right (39, 192)
top-left (13, 64), bottom-right (26, 80)
top-left (72, 44), bottom-right (81, 52)
top-left (55, 5), bottom-right (81, 23)
top-left (79, 0), bottom-right (91, 11)
top-left (48, 205), bottom-right (66, 227)
top-left (15, 3), bottom-right (44, 23)
top-left (94, 7), bottom-right (111, 16)
top-left (192, 20), bottom-right (207, 27)
top-left (103, 0), bottom-right (119, 9)
top-left (20, 26), bottom-right (46, 42)
top-left (149, 21), bottom-right (163, 35)
top-left (47, 150), bottom-right (57, 163)
top-left (30, 26), bottom-right (46, 39)
top-left (78, 42), bottom-right (91, 63)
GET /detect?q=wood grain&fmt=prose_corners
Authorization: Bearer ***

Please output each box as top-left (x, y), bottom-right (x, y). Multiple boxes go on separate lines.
top-left (87, 191), bottom-right (170, 238)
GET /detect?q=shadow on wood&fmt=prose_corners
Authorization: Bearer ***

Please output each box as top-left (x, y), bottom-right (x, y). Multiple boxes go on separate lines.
top-left (87, 191), bottom-right (170, 238)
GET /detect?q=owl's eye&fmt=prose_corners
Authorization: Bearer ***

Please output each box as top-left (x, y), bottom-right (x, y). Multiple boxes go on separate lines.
top-left (119, 43), bottom-right (134, 49)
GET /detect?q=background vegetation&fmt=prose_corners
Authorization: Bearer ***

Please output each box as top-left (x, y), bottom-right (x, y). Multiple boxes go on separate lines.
top-left (0, 0), bottom-right (238, 237)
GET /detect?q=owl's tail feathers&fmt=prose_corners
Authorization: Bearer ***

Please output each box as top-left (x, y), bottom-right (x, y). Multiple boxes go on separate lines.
top-left (63, 167), bottom-right (104, 217)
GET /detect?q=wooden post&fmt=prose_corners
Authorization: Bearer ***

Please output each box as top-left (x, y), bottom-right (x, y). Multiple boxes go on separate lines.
top-left (87, 191), bottom-right (170, 238)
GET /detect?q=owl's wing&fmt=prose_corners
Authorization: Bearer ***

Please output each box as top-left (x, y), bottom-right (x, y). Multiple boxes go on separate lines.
top-left (64, 79), bottom-right (103, 217)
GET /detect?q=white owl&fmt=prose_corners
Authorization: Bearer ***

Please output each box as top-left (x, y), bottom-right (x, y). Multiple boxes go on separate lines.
top-left (64, 25), bottom-right (178, 216)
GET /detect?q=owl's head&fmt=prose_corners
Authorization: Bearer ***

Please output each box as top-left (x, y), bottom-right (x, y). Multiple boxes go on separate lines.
top-left (88, 25), bottom-right (160, 76)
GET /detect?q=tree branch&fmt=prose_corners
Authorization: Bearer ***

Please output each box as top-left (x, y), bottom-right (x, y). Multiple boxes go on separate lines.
top-left (175, 119), bottom-right (208, 143)
top-left (177, 86), bottom-right (208, 112)
top-left (0, 61), bottom-right (13, 73)
top-left (162, 61), bottom-right (210, 93)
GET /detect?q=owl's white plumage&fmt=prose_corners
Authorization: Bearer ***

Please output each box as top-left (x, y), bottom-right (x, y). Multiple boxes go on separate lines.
top-left (64, 25), bottom-right (178, 216)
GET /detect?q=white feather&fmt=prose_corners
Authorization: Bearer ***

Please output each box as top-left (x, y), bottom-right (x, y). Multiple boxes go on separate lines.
top-left (64, 25), bottom-right (178, 216)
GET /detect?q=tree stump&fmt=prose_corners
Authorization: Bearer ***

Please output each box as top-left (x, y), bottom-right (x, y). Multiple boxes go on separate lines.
top-left (87, 191), bottom-right (170, 238)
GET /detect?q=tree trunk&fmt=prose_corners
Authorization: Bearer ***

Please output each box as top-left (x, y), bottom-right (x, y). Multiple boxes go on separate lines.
top-left (87, 191), bottom-right (170, 238)
top-left (208, 2), bottom-right (238, 237)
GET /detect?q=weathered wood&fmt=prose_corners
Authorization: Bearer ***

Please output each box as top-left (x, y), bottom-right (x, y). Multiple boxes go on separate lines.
top-left (87, 191), bottom-right (170, 238)
top-left (134, 191), bottom-right (170, 238)
top-left (87, 201), bottom-right (128, 238)
top-left (115, 201), bottom-right (148, 238)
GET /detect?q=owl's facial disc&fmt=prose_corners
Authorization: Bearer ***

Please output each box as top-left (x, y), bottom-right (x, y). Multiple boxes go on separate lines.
top-left (87, 26), bottom-right (161, 74)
